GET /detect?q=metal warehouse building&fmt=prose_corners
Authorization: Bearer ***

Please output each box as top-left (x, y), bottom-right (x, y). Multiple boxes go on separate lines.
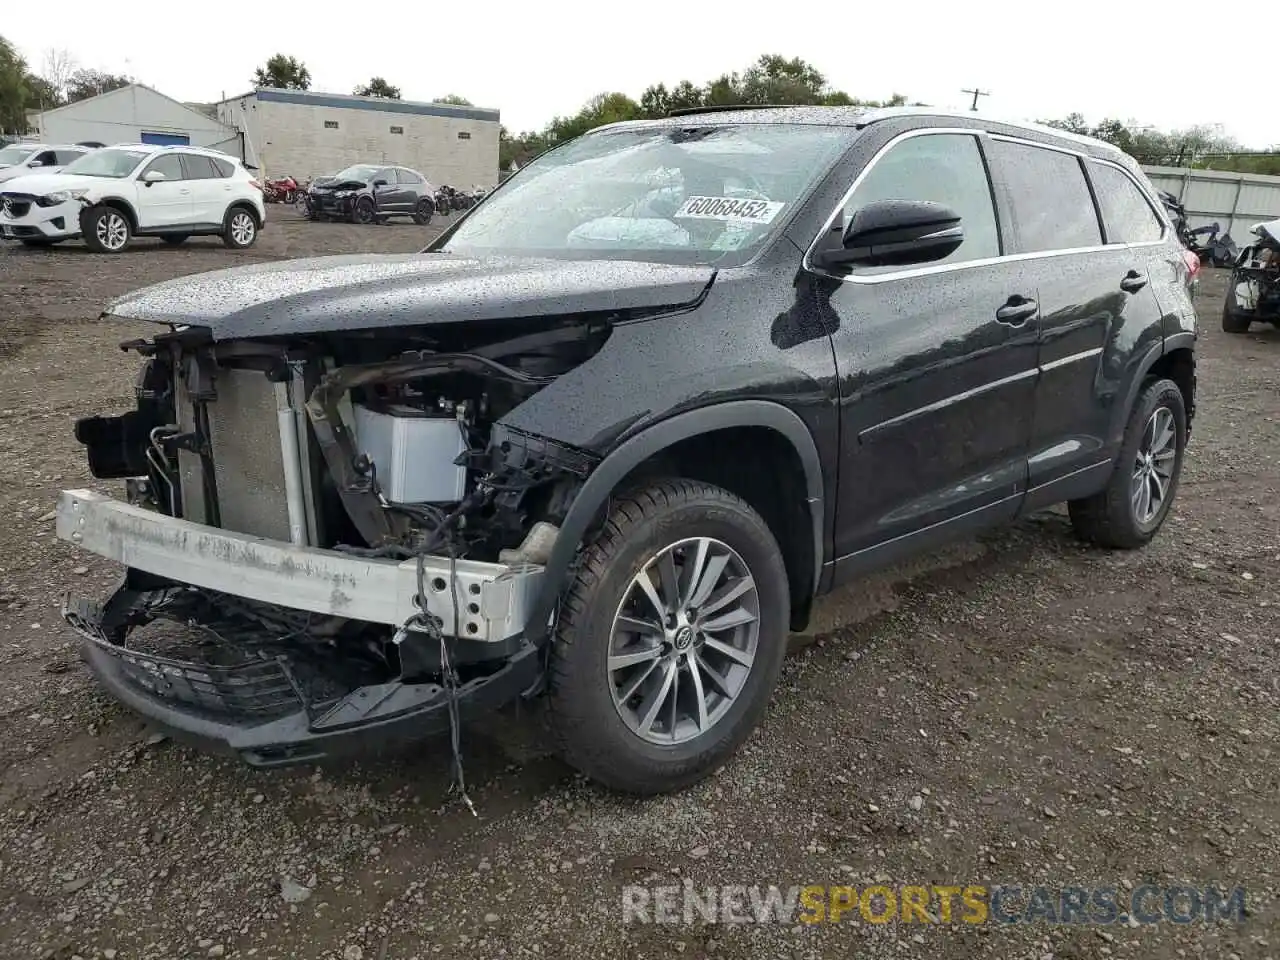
top-left (214, 88), bottom-right (501, 188)
top-left (27, 84), bottom-right (241, 152)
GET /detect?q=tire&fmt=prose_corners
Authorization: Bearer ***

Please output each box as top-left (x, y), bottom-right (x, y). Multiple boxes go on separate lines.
top-left (1068, 378), bottom-right (1187, 549)
top-left (222, 206), bottom-right (258, 249)
top-left (548, 479), bottom-right (790, 795)
top-left (352, 196), bottom-right (375, 224)
top-left (81, 205), bottom-right (132, 254)
top-left (160, 235), bottom-right (189, 246)
top-left (1222, 304), bottom-right (1252, 334)
top-left (412, 198), bottom-right (434, 225)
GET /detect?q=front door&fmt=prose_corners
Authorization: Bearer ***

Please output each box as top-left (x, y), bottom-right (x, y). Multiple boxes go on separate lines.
top-left (371, 168), bottom-right (400, 215)
top-left (135, 154), bottom-right (192, 229)
top-left (812, 129), bottom-right (1040, 575)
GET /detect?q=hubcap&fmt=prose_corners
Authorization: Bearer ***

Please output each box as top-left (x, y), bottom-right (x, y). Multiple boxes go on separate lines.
top-left (1132, 406), bottom-right (1177, 524)
top-left (607, 537), bottom-right (760, 745)
top-left (97, 212), bottom-right (127, 250)
top-left (231, 213), bottom-right (254, 245)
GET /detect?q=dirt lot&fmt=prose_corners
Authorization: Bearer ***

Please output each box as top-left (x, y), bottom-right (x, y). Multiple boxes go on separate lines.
top-left (0, 214), bottom-right (1277, 960)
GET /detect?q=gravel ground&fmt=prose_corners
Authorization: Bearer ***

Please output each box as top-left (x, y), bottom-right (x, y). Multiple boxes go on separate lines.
top-left (0, 215), bottom-right (1277, 960)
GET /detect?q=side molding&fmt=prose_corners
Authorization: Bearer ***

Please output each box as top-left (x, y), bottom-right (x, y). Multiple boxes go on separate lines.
top-left (522, 400), bottom-right (826, 644)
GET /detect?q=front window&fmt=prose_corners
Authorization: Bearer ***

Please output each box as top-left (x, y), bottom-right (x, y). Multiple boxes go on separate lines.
top-left (438, 124), bottom-right (855, 265)
top-left (61, 148), bottom-right (150, 179)
top-left (333, 164), bottom-right (380, 183)
top-left (0, 146), bottom-right (36, 166)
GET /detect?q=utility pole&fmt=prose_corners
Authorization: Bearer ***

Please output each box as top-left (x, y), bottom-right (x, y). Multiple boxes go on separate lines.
top-left (961, 88), bottom-right (990, 112)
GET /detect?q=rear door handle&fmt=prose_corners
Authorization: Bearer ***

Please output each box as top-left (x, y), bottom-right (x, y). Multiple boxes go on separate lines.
top-left (1120, 269), bottom-right (1148, 293)
top-left (996, 296), bottom-right (1038, 326)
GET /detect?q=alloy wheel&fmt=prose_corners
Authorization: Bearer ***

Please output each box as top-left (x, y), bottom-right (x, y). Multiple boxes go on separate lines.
top-left (1132, 406), bottom-right (1176, 524)
top-left (607, 537), bottom-right (760, 745)
top-left (230, 212), bottom-right (255, 246)
top-left (97, 212), bottom-right (128, 251)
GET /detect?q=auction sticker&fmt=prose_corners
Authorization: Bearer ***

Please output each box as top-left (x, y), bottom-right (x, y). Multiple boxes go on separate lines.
top-left (674, 195), bottom-right (785, 224)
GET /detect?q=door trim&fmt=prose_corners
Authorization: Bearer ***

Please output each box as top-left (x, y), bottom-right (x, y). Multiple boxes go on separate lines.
top-left (859, 367), bottom-right (1039, 440)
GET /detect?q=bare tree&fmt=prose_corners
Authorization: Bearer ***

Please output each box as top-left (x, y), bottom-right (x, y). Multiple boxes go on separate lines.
top-left (42, 47), bottom-right (77, 104)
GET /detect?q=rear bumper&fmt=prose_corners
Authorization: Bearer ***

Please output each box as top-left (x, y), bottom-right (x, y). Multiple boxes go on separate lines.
top-left (55, 489), bottom-right (544, 642)
top-left (66, 594), bottom-right (541, 766)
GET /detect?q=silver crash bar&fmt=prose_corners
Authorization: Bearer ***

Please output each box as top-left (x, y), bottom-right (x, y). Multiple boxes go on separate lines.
top-left (55, 489), bottom-right (542, 642)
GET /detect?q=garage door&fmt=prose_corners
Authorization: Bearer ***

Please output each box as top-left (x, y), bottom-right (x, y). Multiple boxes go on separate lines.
top-left (140, 132), bottom-right (190, 146)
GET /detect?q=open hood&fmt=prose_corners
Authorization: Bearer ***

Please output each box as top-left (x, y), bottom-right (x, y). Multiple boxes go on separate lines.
top-left (103, 253), bottom-right (716, 340)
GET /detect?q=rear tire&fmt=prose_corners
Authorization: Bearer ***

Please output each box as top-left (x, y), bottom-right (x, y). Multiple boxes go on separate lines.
top-left (548, 479), bottom-right (790, 795)
top-left (222, 206), bottom-right (258, 249)
top-left (412, 198), bottom-right (434, 225)
top-left (1068, 378), bottom-right (1187, 549)
top-left (1222, 304), bottom-right (1252, 334)
top-left (80, 206), bottom-right (132, 254)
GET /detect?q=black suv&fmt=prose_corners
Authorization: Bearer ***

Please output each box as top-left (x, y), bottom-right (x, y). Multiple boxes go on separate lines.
top-left (58, 107), bottom-right (1198, 795)
top-left (306, 163), bottom-right (435, 224)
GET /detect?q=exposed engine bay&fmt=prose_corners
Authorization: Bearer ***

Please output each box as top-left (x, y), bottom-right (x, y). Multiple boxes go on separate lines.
top-left (1225, 219), bottom-right (1280, 327)
top-left (64, 317), bottom-right (613, 762)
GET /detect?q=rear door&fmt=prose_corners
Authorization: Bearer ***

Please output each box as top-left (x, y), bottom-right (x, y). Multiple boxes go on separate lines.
top-left (135, 153), bottom-right (192, 228)
top-left (180, 153), bottom-right (228, 225)
top-left (396, 168), bottom-right (424, 210)
top-left (983, 138), bottom-right (1168, 510)
top-left (815, 128), bottom-right (1041, 571)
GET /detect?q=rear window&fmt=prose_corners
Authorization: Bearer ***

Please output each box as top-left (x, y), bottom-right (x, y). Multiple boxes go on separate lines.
top-left (1089, 162), bottom-right (1164, 243)
top-left (989, 140), bottom-right (1101, 253)
top-left (210, 156), bottom-right (234, 178)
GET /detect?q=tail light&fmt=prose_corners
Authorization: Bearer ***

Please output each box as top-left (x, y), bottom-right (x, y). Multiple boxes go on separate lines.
top-left (248, 179), bottom-right (263, 192)
top-left (1182, 248), bottom-right (1201, 279)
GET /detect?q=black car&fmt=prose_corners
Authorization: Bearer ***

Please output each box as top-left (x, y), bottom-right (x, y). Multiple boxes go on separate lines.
top-left (58, 106), bottom-right (1199, 795)
top-left (306, 163), bottom-right (435, 224)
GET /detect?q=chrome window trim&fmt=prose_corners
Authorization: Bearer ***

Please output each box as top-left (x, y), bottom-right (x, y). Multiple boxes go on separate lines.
top-left (803, 128), bottom-right (1167, 286)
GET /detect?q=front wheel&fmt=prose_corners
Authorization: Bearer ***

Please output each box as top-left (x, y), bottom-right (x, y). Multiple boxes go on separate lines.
top-left (352, 196), bottom-right (375, 224)
top-left (548, 479), bottom-right (790, 795)
top-left (81, 206), bottom-right (132, 254)
top-left (221, 207), bottom-right (258, 249)
top-left (1069, 378), bottom-right (1187, 549)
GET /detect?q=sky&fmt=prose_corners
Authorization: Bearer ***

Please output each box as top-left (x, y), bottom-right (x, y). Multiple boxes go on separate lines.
top-left (4, 0), bottom-right (1269, 147)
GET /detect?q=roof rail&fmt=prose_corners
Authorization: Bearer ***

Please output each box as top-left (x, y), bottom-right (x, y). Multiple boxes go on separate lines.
top-left (667, 103), bottom-right (798, 117)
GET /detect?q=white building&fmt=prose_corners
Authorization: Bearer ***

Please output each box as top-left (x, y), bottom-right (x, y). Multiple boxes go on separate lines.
top-left (214, 88), bottom-right (500, 188)
top-left (27, 84), bottom-right (242, 153)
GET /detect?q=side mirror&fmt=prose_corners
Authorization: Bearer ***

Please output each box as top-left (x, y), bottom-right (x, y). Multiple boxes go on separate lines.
top-left (818, 199), bottom-right (964, 269)
top-left (142, 170), bottom-right (166, 184)
top-left (28, 160), bottom-right (44, 168)
top-left (373, 178), bottom-right (388, 187)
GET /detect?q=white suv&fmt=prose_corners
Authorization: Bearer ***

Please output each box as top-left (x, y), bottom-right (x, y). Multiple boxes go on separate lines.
top-left (0, 144), bottom-right (266, 252)
top-left (0, 143), bottom-right (96, 184)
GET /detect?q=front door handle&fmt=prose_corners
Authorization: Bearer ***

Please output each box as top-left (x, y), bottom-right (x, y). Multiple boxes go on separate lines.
top-left (1120, 269), bottom-right (1148, 293)
top-left (996, 296), bottom-right (1038, 326)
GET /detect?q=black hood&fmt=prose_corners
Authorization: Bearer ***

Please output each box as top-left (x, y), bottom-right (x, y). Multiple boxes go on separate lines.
top-left (102, 253), bottom-right (716, 341)
top-left (311, 179), bottom-right (365, 192)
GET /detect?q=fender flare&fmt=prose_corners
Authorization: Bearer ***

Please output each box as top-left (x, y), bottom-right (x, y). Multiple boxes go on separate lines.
top-left (80, 196), bottom-right (140, 232)
top-left (1109, 332), bottom-right (1196, 444)
top-left (522, 400), bottom-right (825, 644)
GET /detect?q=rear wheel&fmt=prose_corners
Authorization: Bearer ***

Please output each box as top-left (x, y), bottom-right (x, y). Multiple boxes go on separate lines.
top-left (81, 206), bottom-right (131, 254)
top-left (1222, 303), bottom-right (1252, 334)
top-left (1069, 378), bottom-right (1187, 549)
top-left (222, 207), bottom-right (258, 249)
top-left (412, 198), bottom-right (434, 225)
top-left (548, 479), bottom-right (790, 794)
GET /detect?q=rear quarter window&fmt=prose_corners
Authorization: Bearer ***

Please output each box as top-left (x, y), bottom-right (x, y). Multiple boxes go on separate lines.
top-left (1089, 162), bottom-right (1164, 243)
top-left (210, 157), bottom-right (234, 178)
top-left (989, 140), bottom-right (1101, 253)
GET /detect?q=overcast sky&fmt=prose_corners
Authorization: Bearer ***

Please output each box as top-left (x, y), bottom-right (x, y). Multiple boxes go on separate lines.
top-left (5, 1), bottom-right (1270, 146)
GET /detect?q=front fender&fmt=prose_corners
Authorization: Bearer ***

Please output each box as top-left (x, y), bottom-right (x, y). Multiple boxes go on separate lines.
top-left (521, 400), bottom-right (825, 645)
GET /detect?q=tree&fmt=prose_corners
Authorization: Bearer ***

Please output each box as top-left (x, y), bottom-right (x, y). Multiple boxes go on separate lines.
top-left (0, 36), bottom-right (30, 134)
top-left (40, 48), bottom-right (76, 104)
top-left (24, 75), bottom-right (61, 111)
top-left (253, 54), bottom-right (310, 90)
top-left (65, 69), bottom-right (130, 103)
top-left (355, 77), bottom-right (400, 99)
top-left (435, 94), bottom-right (472, 106)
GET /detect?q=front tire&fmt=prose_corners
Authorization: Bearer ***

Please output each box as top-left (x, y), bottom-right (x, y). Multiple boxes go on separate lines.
top-left (1069, 378), bottom-right (1187, 549)
top-left (222, 207), bottom-right (258, 249)
top-left (548, 479), bottom-right (790, 795)
top-left (81, 206), bottom-right (131, 254)
top-left (352, 196), bottom-right (375, 224)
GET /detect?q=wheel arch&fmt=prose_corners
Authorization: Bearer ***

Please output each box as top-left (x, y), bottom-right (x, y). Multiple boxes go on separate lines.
top-left (523, 401), bottom-right (825, 644)
top-left (226, 200), bottom-right (262, 228)
top-left (87, 197), bottom-right (138, 232)
top-left (1110, 333), bottom-right (1196, 446)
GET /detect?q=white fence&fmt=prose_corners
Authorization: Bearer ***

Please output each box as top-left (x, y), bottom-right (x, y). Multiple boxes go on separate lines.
top-left (1142, 164), bottom-right (1280, 243)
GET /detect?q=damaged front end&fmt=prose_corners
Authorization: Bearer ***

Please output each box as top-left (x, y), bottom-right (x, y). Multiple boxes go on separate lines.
top-left (59, 314), bottom-right (609, 765)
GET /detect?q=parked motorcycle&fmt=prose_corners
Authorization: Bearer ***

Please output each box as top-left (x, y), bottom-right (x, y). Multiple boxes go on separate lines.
top-left (264, 175), bottom-right (300, 204)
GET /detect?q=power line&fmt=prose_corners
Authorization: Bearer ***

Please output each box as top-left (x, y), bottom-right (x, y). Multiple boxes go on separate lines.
top-left (961, 88), bottom-right (990, 111)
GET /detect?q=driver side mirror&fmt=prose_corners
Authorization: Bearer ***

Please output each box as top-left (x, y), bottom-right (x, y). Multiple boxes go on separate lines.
top-left (373, 178), bottom-right (388, 187)
top-left (28, 160), bottom-right (44, 168)
top-left (816, 199), bottom-right (964, 270)
top-left (142, 170), bottom-right (166, 185)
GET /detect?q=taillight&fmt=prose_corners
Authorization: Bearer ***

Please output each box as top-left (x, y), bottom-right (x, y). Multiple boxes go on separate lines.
top-left (1182, 248), bottom-right (1201, 279)
top-left (248, 179), bottom-right (263, 192)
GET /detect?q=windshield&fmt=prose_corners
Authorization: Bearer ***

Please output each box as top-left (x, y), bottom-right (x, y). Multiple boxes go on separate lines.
top-left (61, 148), bottom-right (149, 178)
top-left (0, 146), bottom-right (36, 166)
top-left (332, 164), bottom-right (380, 183)
top-left (438, 124), bottom-right (854, 266)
